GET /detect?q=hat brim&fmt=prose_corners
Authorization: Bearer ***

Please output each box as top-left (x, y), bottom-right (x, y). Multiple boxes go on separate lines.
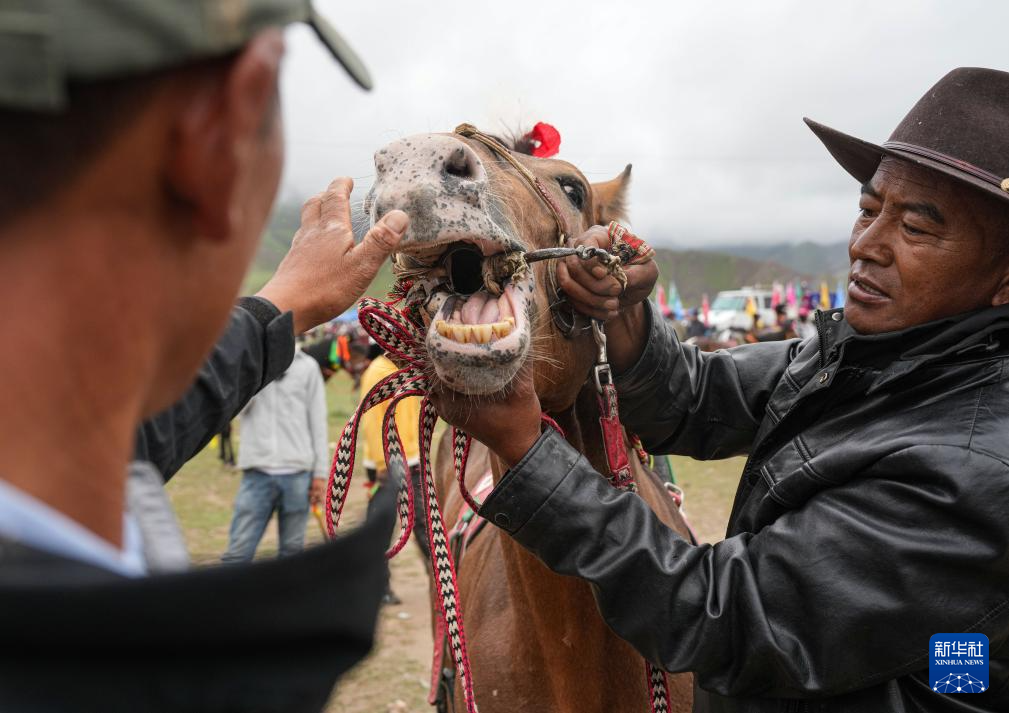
top-left (308, 6), bottom-right (373, 91)
top-left (804, 117), bottom-right (1009, 203)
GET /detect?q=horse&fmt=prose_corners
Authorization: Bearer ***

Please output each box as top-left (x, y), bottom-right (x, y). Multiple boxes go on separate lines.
top-left (366, 125), bottom-right (695, 713)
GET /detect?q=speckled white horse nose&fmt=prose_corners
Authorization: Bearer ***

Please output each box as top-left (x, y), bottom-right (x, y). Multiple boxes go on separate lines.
top-left (368, 134), bottom-right (511, 251)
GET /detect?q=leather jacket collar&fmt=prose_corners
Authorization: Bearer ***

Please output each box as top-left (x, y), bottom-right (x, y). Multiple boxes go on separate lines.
top-left (816, 303), bottom-right (1009, 393)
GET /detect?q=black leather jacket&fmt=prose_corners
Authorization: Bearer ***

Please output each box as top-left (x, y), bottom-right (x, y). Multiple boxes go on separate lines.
top-left (481, 304), bottom-right (1009, 712)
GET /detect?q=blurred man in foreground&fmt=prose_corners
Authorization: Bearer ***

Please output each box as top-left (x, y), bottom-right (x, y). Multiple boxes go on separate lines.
top-left (0, 2), bottom-right (408, 710)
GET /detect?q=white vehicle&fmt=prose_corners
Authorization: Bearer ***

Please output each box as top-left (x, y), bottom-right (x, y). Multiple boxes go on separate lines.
top-left (707, 288), bottom-right (776, 331)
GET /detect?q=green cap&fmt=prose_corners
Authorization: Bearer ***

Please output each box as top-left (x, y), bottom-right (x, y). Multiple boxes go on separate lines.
top-left (0, 0), bottom-right (373, 112)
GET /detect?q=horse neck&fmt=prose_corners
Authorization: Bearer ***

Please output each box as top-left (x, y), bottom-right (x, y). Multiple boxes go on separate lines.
top-left (483, 384), bottom-right (656, 705)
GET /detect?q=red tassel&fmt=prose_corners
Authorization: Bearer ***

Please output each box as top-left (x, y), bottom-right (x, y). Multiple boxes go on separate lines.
top-left (527, 122), bottom-right (561, 158)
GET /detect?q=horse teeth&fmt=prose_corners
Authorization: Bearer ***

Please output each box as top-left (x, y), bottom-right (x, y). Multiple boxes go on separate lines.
top-left (492, 320), bottom-right (513, 338)
top-left (473, 324), bottom-right (492, 343)
top-left (436, 318), bottom-right (513, 342)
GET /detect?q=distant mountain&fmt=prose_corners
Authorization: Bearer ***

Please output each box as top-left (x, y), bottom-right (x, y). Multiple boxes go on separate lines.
top-left (704, 241), bottom-right (849, 280)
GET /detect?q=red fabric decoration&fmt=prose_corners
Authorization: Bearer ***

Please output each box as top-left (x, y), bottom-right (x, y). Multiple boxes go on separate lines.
top-left (528, 122), bottom-right (561, 157)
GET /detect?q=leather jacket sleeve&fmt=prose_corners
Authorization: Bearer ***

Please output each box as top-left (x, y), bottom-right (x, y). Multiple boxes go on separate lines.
top-left (134, 303), bottom-right (295, 480)
top-left (614, 303), bottom-right (803, 459)
top-left (480, 430), bottom-right (1009, 698)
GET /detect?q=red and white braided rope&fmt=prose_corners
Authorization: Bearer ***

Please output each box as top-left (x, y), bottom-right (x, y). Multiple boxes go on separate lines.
top-left (325, 297), bottom-right (479, 712)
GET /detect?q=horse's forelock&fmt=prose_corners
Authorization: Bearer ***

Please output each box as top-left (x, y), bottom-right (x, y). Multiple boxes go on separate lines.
top-left (485, 127), bottom-right (536, 156)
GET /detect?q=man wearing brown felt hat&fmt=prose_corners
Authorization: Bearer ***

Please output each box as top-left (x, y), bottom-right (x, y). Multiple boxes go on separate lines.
top-left (433, 67), bottom-right (1009, 711)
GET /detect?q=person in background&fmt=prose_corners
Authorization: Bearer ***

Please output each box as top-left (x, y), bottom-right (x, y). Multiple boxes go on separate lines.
top-left (221, 346), bottom-right (330, 563)
top-left (684, 308), bottom-right (707, 339)
top-left (772, 303), bottom-right (797, 340)
top-left (303, 334), bottom-right (371, 388)
top-left (794, 306), bottom-right (817, 340)
top-left (217, 421), bottom-right (236, 467)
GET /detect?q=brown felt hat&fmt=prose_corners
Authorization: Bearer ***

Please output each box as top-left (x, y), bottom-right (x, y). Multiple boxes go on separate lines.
top-left (805, 67), bottom-right (1009, 204)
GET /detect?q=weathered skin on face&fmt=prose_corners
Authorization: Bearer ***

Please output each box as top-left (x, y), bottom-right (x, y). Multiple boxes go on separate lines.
top-left (367, 131), bottom-right (625, 403)
top-left (847, 157), bottom-right (1009, 334)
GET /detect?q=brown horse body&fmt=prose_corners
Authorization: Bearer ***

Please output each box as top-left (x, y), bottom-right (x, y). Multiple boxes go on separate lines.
top-left (435, 389), bottom-right (694, 713)
top-left (367, 127), bottom-right (694, 712)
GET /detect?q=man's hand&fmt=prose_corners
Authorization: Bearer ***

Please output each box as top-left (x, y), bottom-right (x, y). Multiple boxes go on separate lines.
top-left (555, 226), bottom-right (657, 373)
top-left (429, 366), bottom-right (543, 468)
top-left (256, 177), bottom-right (409, 334)
top-left (309, 478), bottom-right (326, 508)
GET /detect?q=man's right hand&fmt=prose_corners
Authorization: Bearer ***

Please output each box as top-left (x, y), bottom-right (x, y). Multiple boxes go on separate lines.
top-left (256, 177), bottom-right (409, 334)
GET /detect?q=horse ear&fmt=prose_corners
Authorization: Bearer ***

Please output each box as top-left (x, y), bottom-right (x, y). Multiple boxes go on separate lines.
top-left (591, 164), bottom-right (631, 225)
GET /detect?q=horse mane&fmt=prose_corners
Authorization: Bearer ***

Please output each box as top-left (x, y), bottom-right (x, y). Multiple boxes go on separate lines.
top-left (487, 126), bottom-right (536, 156)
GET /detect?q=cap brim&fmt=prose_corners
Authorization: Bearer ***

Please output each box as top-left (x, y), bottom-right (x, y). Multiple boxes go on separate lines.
top-left (308, 6), bottom-right (373, 91)
top-left (804, 117), bottom-right (1009, 203)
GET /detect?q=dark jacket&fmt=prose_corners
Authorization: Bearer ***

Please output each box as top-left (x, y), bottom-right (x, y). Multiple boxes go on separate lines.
top-left (136, 298), bottom-right (296, 479)
top-left (481, 304), bottom-right (1009, 712)
top-left (0, 483), bottom-right (396, 713)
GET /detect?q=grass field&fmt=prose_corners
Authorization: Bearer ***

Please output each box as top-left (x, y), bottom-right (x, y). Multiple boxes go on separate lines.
top-left (165, 371), bottom-right (745, 712)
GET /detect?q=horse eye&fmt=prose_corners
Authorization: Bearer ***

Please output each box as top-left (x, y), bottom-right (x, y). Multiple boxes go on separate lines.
top-left (558, 178), bottom-right (586, 210)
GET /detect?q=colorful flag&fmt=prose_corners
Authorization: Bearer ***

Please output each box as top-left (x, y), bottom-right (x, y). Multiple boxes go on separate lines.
top-left (745, 296), bottom-right (757, 317)
top-left (833, 279), bottom-right (846, 309)
top-left (771, 282), bottom-right (782, 309)
top-left (701, 293), bottom-right (710, 326)
top-left (674, 295), bottom-right (684, 320)
top-left (820, 282), bottom-right (831, 310)
top-left (655, 284), bottom-right (670, 317)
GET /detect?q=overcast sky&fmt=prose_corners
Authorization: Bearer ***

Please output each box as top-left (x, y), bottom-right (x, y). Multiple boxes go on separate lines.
top-left (276, 0), bottom-right (1008, 248)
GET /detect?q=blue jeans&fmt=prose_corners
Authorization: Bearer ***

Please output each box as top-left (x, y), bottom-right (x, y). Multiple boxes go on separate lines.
top-left (221, 469), bottom-right (311, 563)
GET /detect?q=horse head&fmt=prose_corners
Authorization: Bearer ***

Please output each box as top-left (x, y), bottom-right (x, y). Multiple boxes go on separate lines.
top-left (365, 126), bottom-right (631, 410)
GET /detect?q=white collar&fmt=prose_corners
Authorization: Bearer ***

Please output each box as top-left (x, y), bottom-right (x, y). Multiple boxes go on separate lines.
top-left (0, 477), bottom-right (146, 577)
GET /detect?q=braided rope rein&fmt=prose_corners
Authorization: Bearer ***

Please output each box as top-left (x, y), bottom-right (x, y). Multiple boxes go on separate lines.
top-left (325, 297), bottom-right (479, 712)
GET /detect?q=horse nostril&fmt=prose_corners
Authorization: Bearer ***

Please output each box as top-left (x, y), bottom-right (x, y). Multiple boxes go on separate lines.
top-left (444, 147), bottom-right (477, 181)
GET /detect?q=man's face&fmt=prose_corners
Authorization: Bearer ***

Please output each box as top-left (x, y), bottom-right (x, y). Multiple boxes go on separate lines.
top-left (845, 158), bottom-right (1009, 334)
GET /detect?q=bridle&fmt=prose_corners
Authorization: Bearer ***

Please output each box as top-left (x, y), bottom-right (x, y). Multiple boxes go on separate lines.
top-left (453, 123), bottom-right (571, 243)
top-left (452, 123), bottom-right (591, 337)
